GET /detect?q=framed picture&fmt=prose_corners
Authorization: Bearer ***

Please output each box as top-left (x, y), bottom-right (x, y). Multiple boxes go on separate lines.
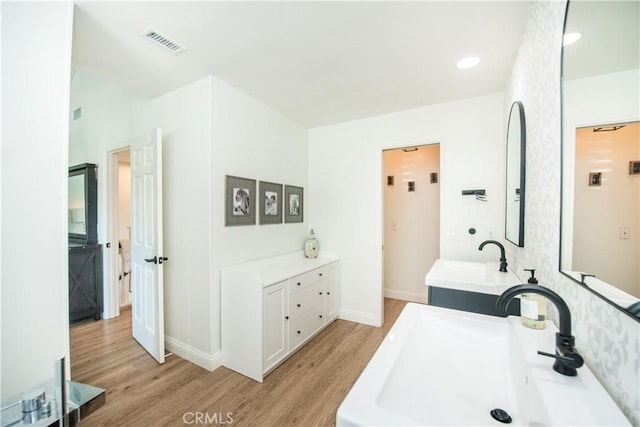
top-left (408, 181), bottom-right (415, 192)
top-left (225, 175), bottom-right (256, 226)
top-left (629, 160), bottom-right (640, 175)
top-left (259, 181), bottom-right (283, 225)
top-left (284, 185), bottom-right (303, 223)
top-left (387, 176), bottom-right (394, 186)
top-left (589, 172), bottom-right (602, 187)
top-left (430, 172), bottom-right (438, 184)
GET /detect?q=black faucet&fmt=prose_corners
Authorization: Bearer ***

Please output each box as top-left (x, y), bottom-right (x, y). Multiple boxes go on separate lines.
top-left (478, 240), bottom-right (507, 272)
top-left (496, 284), bottom-right (584, 376)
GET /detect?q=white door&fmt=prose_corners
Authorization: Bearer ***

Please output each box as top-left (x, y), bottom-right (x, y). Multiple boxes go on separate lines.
top-left (131, 128), bottom-right (165, 364)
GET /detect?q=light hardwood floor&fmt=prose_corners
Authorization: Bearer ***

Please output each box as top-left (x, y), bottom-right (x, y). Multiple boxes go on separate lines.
top-left (70, 298), bottom-right (409, 427)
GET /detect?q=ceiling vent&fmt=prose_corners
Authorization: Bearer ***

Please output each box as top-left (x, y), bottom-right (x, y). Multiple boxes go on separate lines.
top-left (140, 27), bottom-right (187, 54)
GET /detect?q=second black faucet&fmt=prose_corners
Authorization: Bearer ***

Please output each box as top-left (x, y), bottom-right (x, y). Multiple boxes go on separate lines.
top-left (479, 240), bottom-right (507, 272)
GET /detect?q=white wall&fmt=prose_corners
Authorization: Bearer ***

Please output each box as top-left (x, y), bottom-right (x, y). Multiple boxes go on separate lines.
top-left (117, 161), bottom-right (131, 241)
top-left (572, 124), bottom-right (639, 298)
top-left (210, 77), bottom-right (309, 364)
top-left (1, 1), bottom-right (74, 399)
top-left (149, 76), bottom-right (214, 368)
top-left (383, 145), bottom-right (440, 303)
top-left (504, 1), bottom-right (639, 424)
top-left (308, 93), bottom-right (505, 326)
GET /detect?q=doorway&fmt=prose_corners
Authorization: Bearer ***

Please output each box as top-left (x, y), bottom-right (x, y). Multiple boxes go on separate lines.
top-left (112, 148), bottom-right (132, 311)
top-left (383, 144), bottom-right (440, 304)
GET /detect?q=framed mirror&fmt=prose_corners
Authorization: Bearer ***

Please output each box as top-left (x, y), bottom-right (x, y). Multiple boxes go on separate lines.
top-left (69, 163), bottom-right (98, 244)
top-left (505, 101), bottom-right (526, 247)
top-left (560, 1), bottom-right (640, 319)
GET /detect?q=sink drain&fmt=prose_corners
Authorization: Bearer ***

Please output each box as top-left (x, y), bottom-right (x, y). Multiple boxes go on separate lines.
top-left (490, 408), bottom-right (512, 424)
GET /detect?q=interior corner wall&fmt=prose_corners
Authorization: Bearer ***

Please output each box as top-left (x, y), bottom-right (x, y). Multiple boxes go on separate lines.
top-left (504, 1), bottom-right (639, 424)
top-left (210, 76), bottom-right (309, 360)
top-left (1, 1), bottom-right (74, 399)
top-left (308, 92), bottom-right (505, 327)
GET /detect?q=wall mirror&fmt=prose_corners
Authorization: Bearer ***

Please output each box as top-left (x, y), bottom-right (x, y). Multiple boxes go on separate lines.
top-left (560, 0), bottom-right (640, 319)
top-left (69, 163), bottom-right (98, 244)
top-left (505, 101), bottom-right (526, 247)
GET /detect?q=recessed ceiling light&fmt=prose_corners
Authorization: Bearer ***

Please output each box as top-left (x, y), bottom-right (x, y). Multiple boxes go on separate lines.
top-left (456, 56), bottom-right (480, 70)
top-left (563, 32), bottom-right (582, 47)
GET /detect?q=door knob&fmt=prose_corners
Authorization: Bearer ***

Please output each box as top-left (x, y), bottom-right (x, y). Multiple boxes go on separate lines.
top-left (144, 256), bottom-right (158, 264)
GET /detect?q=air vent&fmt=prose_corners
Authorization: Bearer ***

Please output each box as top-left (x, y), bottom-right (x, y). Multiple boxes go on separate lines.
top-left (140, 27), bottom-right (187, 54)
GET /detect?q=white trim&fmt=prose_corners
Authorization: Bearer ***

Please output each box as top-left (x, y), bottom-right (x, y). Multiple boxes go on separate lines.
top-left (339, 309), bottom-right (380, 327)
top-left (165, 336), bottom-right (222, 372)
top-left (383, 288), bottom-right (428, 304)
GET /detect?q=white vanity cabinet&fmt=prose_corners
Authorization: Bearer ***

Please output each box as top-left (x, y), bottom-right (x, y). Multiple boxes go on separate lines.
top-left (221, 251), bottom-right (340, 382)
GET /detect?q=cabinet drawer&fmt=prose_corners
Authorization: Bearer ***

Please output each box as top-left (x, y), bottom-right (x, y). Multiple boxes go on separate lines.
top-left (289, 303), bottom-right (325, 350)
top-left (289, 281), bottom-right (324, 319)
top-left (289, 267), bottom-right (325, 293)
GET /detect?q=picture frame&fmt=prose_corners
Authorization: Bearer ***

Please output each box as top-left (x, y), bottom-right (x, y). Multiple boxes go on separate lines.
top-left (259, 181), bottom-right (283, 225)
top-left (430, 172), bottom-right (438, 184)
top-left (629, 160), bottom-right (640, 175)
top-left (225, 175), bottom-right (256, 226)
top-left (284, 185), bottom-right (304, 223)
top-left (588, 172), bottom-right (602, 187)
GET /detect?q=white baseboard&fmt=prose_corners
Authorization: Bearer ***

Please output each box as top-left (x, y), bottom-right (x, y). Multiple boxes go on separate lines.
top-left (165, 336), bottom-right (222, 372)
top-left (384, 288), bottom-right (428, 304)
top-left (339, 309), bottom-right (380, 327)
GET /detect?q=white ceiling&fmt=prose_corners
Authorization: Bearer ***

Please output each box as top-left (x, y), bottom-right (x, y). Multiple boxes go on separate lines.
top-left (72, 1), bottom-right (533, 128)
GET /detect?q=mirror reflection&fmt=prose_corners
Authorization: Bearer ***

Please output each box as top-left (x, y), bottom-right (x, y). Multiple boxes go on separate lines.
top-left (505, 101), bottom-right (525, 247)
top-left (561, 0), bottom-right (640, 316)
top-left (68, 174), bottom-right (86, 235)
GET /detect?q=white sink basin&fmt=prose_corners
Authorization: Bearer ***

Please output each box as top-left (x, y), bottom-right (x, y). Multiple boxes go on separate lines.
top-left (426, 259), bottom-right (521, 295)
top-left (337, 303), bottom-right (630, 426)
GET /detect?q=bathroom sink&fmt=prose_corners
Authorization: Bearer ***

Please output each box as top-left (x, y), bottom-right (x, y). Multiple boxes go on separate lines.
top-left (337, 303), bottom-right (630, 426)
top-left (425, 259), bottom-right (521, 295)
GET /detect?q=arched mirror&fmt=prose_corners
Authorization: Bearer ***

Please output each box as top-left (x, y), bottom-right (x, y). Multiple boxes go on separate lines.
top-left (505, 101), bottom-right (526, 247)
top-left (560, 1), bottom-right (640, 319)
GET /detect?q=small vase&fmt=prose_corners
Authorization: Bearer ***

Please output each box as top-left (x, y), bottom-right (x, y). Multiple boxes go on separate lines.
top-left (304, 229), bottom-right (319, 259)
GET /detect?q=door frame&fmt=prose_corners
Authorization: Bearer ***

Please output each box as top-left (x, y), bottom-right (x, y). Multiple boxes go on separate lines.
top-left (103, 146), bottom-right (131, 319)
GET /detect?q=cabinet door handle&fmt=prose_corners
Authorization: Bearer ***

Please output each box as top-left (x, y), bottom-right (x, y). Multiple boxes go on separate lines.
top-left (319, 273), bottom-right (323, 277)
top-left (319, 291), bottom-right (323, 295)
top-left (297, 304), bottom-right (301, 308)
top-left (319, 315), bottom-right (323, 319)
top-left (297, 282), bottom-right (301, 286)
top-left (285, 316), bottom-right (289, 320)
top-left (327, 292), bottom-right (331, 295)
top-left (297, 330), bottom-right (301, 335)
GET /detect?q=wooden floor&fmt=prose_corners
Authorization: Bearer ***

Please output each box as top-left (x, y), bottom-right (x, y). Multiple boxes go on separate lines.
top-left (70, 299), bottom-right (408, 427)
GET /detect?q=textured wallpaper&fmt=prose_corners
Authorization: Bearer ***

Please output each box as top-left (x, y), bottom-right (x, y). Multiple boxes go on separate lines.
top-left (504, 1), bottom-right (639, 424)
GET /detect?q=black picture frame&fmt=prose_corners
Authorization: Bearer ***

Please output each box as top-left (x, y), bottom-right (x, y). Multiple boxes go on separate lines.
top-left (225, 175), bottom-right (256, 226)
top-left (589, 172), bottom-right (602, 186)
top-left (259, 181), bottom-right (283, 225)
top-left (284, 185), bottom-right (303, 223)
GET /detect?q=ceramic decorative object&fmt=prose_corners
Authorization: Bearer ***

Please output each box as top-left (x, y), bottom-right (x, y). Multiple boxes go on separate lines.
top-left (304, 229), bottom-right (319, 259)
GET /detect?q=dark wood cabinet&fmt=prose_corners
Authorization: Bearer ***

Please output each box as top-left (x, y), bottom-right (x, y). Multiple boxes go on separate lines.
top-left (69, 244), bottom-right (103, 323)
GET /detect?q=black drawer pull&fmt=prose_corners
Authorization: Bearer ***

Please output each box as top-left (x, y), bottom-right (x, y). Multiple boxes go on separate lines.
top-left (297, 304), bottom-right (301, 307)
top-left (319, 291), bottom-right (323, 295)
top-left (297, 282), bottom-right (301, 286)
top-left (327, 292), bottom-right (331, 295)
top-left (285, 316), bottom-right (289, 320)
top-left (297, 330), bottom-right (301, 335)
top-left (319, 273), bottom-right (323, 276)
top-left (319, 315), bottom-right (323, 319)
